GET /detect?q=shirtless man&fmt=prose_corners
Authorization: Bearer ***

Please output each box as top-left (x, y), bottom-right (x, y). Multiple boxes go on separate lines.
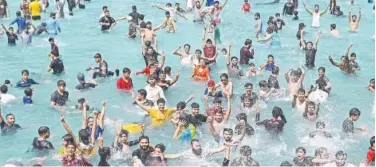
top-left (207, 98), bottom-right (231, 138)
top-left (153, 11), bottom-right (180, 33)
top-left (216, 73), bottom-right (233, 98)
top-left (330, 24), bottom-right (340, 37)
top-left (286, 68), bottom-right (305, 97)
top-left (349, 8), bottom-right (361, 32)
top-left (139, 21), bottom-right (159, 50)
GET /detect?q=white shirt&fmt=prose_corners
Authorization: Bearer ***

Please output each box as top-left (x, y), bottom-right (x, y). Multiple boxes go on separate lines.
top-left (145, 85), bottom-right (165, 104)
top-left (0, 94), bottom-right (16, 104)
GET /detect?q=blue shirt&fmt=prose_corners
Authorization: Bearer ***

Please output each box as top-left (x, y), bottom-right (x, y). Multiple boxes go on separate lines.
top-left (16, 78), bottom-right (38, 88)
top-left (204, 88), bottom-right (223, 98)
top-left (87, 126), bottom-right (103, 140)
top-left (10, 17), bottom-right (27, 33)
top-left (206, 0), bottom-right (215, 6)
top-left (23, 96), bottom-right (33, 104)
top-left (46, 19), bottom-right (61, 35)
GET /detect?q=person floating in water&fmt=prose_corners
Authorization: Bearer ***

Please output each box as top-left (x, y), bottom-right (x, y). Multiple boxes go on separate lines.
top-left (302, 2), bottom-right (329, 28)
top-left (349, 8), bottom-right (361, 32)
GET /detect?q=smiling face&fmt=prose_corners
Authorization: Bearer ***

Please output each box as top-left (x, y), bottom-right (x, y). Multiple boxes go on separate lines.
top-left (192, 107), bottom-right (200, 115)
top-left (88, 117), bottom-right (94, 128)
top-left (67, 144), bottom-right (76, 156)
top-left (336, 155), bottom-right (346, 166)
top-left (352, 15), bottom-right (357, 22)
top-left (157, 102), bottom-right (165, 111)
top-left (223, 130), bottom-right (233, 141)
top-left (318, 70), bottom-right (325, 78)
top-left (121, 134), bottom-right (128, 143)
top-left (298, 92), bottom-right (305, 101)
top-left (140, 138), bottom-right (149, 150)
top-left (6, 115), bottom-right (15, 125)
top-left (296, 149), bottom-right (305, 160)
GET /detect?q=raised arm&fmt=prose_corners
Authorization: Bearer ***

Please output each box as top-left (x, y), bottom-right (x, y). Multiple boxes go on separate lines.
top-left (225, 43), bottom-right (232, 66)
top-left (328, 56), bottom-right (341, 67)
top-left (208, 118), bottom-right (220, 142)
top-left (159, 52), bottom-right (166, 69)
top-left (302, 2), bottom-right (313, 16)
top-left (0, 108), bottom-right (4, 125)
top-left (184, 94), bottom-right (195, 104)
top-left (1, 24), bottom-right (8, 33)
top-left (135, 99), bottom-right (152, 112)
top-left (320, 5), bottom-right (330, 16)
top-left (169, 73), bottom-right (181, 85)
top-left (81, 103), bottom-right (88, 129)
top-left (222, 0), bottom-right (229, 9)
top-left (348, 9), bottom-right (352, 23)
top-left (300, 30), bottom-right (306, 49)
top-left (224, 98), bottom-right (231, 122)
top-left (313, 31), bottom-right (321, 49)
top-left (208, 144), bottom-right (226, 155)
top-left (202, 25), bottom-right (207, 48)
top-left (357, 8), bottom-right (361, 23)
top-left (176, 12), bottom-right (187, 20)
top-left (152, 4), bottom-right (168, 11)
top-left (292, 95), bottom-right (298, 108)
top-left (345, 44), bottom-right (352, 57)
top-left (98, 101), bottom-right (107, 129)
top-left (90, 112), bottom-right (99, 145)
top-left (153, 20), bottom-right (167, 31)
top-left (172, 46), bottom-right (183, 57)
top-left (60, 115), bottom-right (79, 147)
top-left (113, 127), bottom-right (121, 148)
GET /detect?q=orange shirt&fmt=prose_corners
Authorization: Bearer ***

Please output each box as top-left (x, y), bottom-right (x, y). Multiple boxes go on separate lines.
top-left (193, 65), bottom-right (210, 81)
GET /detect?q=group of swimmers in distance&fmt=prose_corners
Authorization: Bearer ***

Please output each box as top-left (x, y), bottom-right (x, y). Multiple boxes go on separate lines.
top-left (0, 0), bottom-right (375, 166)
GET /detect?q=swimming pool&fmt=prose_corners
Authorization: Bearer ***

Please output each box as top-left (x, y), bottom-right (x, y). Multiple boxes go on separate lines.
top-left (0, 0), bottom-right (374, 165)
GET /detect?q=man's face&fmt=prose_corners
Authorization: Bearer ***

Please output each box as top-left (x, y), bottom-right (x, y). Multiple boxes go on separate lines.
top-left (214, 2), bottom-right (219, 7)
top-left (123, 72), bottom-right (130, 78)
top-left (249, 65), bottom-right (255, 71)
top-left (165, 14), bottom-right (170, 19)
top-left (317, 125), bottom-right (325, 132)
top-left (352, 16), bottom-right (357, 22)
top-left (88, 118), bottom-right (94, 128)
top-left (298, 92), bottom-right (305, 101)
top-left (254, 15), bottom-right (259, 20)
top-left (223, 131), bottom-right (233, 141)
top-left (231, 58), bottom-right (238, 65)
top-left (157, 103), bottom-right (165, 111)
top-left (214, 112), bottom-right (223, 122)
top-left (318, 70), bottom-right (325, 78)
top-left (58, 85), bottom-right (66, 91)
top-left (9, 28), bottom-right (14, 33)
top-left (307, 42), bottom-right (313, 49)
top-left (195, 51), bottom-right (201, 57)
top-left (192, 107), bottom-right (200, 115)
top-left (148, 78), bottom-right (156, 85)
top-left (206, 41), bottom-right (213, 47)
top-left (45, 130), bottom-right (51, 138)
top-left (146, 23), bottom-right (152, 29)
top-left (153, 148), bottom-right (163, 156)
top-left (199, 59), bottom-right (206, 66)
top-left (6, 115), bottom-right (15, 125)
top-left (221, 77), bottom-right (228, 85)
top-left (195, 1), bottom-right (201, 8)
top-left (336, 155), bottom-right (346, 166)
top-left (191, 141), bottom-right (202, 156)
top-left (159, 73), bottom-right (166, 80)
top-left (95, 57), bottom-right (100, 63)
top-left (22, 72), bottom-right (29, 80)
top-left (320, 150), bottom-right (329, 159)
top-left (245, 86), bottom-right (252, 94)
top-left (184, 46), bottom-right (190, 53)
top-left (350, 56), bottom-right (356, 61)
top-left (140, 139), bottom-right (149, 150)
top-left (308, 105), bottom-right (315, 113)
top-left (121, 134), bottom-right (128, 143)
top-left (296, 150), bottom-right (305, 160)
top-left (137, 92), bottom-right (144, 100)
top-left (105, 11), bottom-right (110, 17)
top-left (147, 48), bottom-right (154, 55)
top-left (214, 102), bottom-right (221, 108)
top-left (243, 99), bottom-right (251, 107)
top-left (352, 115), bottom-right (359, 121)
top-left (314, 6), bottom-right (319, 12)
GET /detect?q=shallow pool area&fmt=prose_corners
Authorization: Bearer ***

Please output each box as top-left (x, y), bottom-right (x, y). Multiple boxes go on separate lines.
top-left (0, 0), bottom-right (375, 166)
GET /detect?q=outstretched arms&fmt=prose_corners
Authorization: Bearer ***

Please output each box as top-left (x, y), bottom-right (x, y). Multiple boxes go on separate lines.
top-left (302, 2), bottom-right (313, 16)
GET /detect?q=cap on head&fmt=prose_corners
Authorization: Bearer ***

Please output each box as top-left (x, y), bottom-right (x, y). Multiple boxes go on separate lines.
top-left (207, 80), bottom-right (215, 87)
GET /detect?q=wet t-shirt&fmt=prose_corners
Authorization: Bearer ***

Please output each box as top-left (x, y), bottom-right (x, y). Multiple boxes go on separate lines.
top-left (50, 90), bottom-right (69, 106)
top-left (257, 119), bottom-right (285, 133)
top-left (177, 148), bottom-right (213, 164)
top-left (99, 16), bottom-right (116, 31)
top-left (23, 96), bottom-right (33, 104)
top-left (16, 78), bottom-right (38, 88)
top-left (240, 46), bottom-right (254, 65)
top-left (188, 114), bottom-right (207, 126)
top-left (128, 11), bottom-right (140, 25)
top-left (144, 52), bottom-right (160, 64)
top-left (305, 48), bottom-right (317, 68)
top-left (228, 65), bottom-right (244, 78)
top-left (98, 60), bottom-right (109, 74)
top-left (315, 76), bottom-right (330, 93)
top-left (230, 157), bottom-right (260, 166)
top-left (50, 58), bottom-right (65, 74)
top-left (76, 83), bottom-right (96, 90)
top-left (1, 122), bottom-right (21, 135)
top-left (309, 131), bottom-right (333, 138)
top-left (51, 43), bottom-right (59, 56)
top-left (132, 147), bottom-right (154, 164)
top-left (276, 19), bottom-right (286, 30)
top-left (240, 92), bottom-right (258, 106)
top-left (342, 118), bottom-right (354, 134)
top-left (268, 75), bottom-right (280, 89)
top-left (6, 32), bottom-right (18, 45)
top-left (32, 137), bottom-right (54, 150)
top-left (283, 3), bottom-right (294, 15)
top-left (293, 156), bottom-right (313, 166)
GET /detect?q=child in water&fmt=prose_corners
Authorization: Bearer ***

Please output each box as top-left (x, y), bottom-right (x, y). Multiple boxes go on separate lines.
top-left (241, 0), bottom-right (252, 13)
top-left (23, 87), bottom-right (33, 104)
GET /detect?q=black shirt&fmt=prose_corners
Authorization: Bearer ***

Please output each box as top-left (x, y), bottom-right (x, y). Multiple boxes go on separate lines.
top-left (305, 48), bottom-right (317, 68)
top-left (283, 2), bottom-right (294, 15)
top-left (293, 156), bottom-right (313, 166)
top-left (0, 121), bottom-right (21, 135)
top-left (342, 118), bottom-right (354, 134)
top-left (268, 75), bottom-right (280, 89)
top-left (76, 83), bottom-right (96, 90)
top-left (256, 119), bottom-right (285, 133)
top-left (140, 21), bottom-right (146, 28)
top-left (188, 114), bottom-right (207, 126)
top-left (132, 147), bottom-right (154, 164)
top-left (32, 137), bottom-right (54, 150)
top-left (99, 16), bottom-right (116, 31)
top-left (98, 60), bottom-right (109, 74)
top-left (51, 90), bottom-right (69, 106)
top-left (6, 32), bottom-right (18, 45)
top-left (128, 11), bottom-right (140, 25)
top-left (275, 19), bottom-right (286, 30)
top-left (51, 43), bottom-right (59, 56)
top-left (50, 58), bottom-right (64, 74)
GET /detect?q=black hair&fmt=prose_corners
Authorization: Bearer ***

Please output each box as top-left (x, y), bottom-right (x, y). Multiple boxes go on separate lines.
top-left (318, 67), bottom-right (326, 73)
top-left (24, 87), bottom-right (33, 97)
top-left (275, 13), bottom-right (281, 17)
top-left (102, 6), bottom-right (108, 10)
top-left (157, 98), bottom-right (166, 105)
top-left (0, 85), bottom-right (8, 94)
top-left (349, 108), bottom-right (361, 117)
top-left (166, 2), bottom-right (172, 6)
top-left (62, 134), bottom-right (74, 142)
top-left (213, 98), bottom-right (222, 104)
top-left (164, 66), bottom-right (171, 73)
top-left (371, 78), bottom-right (375, 83)
top-left (315, 147), bottom-right (327, 156)
top-left (255, 13), bottom-right (260, 17)
top-left (98, 147), bottom-right (111, 162)
top-left (139, 135), bottom-right (150, 142)
top-left (206, 39), bottom-right (212, 43)
top-left (335, 151), bottom-right (347, 159)
top-left (138, 89), bottom-right (147, 98)
top-left (191, 139), bottom-right (200, 145)
top-left (244, 83), bottom-right (253, 88)
top-left (48, 37), bottom-right (54, 42)
top-left (4, 80), bottom-right (10, 84)
top-left (22, 69), bottom-right (29, 75)
top-left (94, 53), bottom-right (102, 58)
top-left (294, 11), bottom-right (299, 15)
top-left (370, 136), bottom-right (375, 147)
top-left (155, 144), bottom-right (166, 152)
top-left (123, 67), bottom-right (131, 73)
top-left (184, 44), bottom-right (191, 49)
top-left (165, 11), bottom-right (170, 15)
top-left (316, 121), bottom-right (325, 128)
top-left (79, 129), bottom-right (90, 145)
top-left (236, 113), bottom-right (248, 123)
top-left (220, 73), bottom-right (229, 79)
top-left (239, 145), bottom-right (252, 155)
top-left (16, 11), bottom-right (21, 16)
top-left (259, 80), bottom-right (267, 88)
top-left (272, 66), bottom-right (279, 75)
top-left (119, 129), bottom-right (129, 137)
top-left (38, 126), bottom-right (50, 135)
top-left (231, 56), bottom-right (238, 61)
top-left (57, 80), bottom-right (66, 87)
top-left (245, 39), bottom-right (252, 45)
top-left (176, 101), bottom-right (186, 110)
top-left (330, 24), bottom-right (336, 30)
top-left (5, 113), bottom-right (14, 119)
top-left (249, 62), bottom-right (255, 67)
top-left (296, 147), bottom-right (306, 154)
top-left (191, 102), bottom-right (199, 108)
top-left (272, 106), bottom-right (287, 123)
top-left (223, 128), bottom-right (233, 135)
top-left (350, 53), bottom-right (356, 57)
top-left (195, 49), bottom-right (202, 54)
top-left (139, 14), bottom-right (145, 20)
top-left (280, 161), bottom-right (293, 166)
top-left (298, 88), bottom-right (306, 94)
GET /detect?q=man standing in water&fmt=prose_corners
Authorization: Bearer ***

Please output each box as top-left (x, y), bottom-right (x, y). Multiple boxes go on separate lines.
top-left (0, 111), bottom-right (21, 135)
top-left (50, 80), bottom-right (69, 111)
top-left (300, 31), bottom-right (321, 68)
top-left (348, 8), bottom-right (361, 32)
top-left (342, 108), bottom-right (366, 137)
top-left (32, 126), bottom-right (54, 151)
top-left (47, 52), bottom-right (64, 74)
top-left (99, 10), bottom-right (117, 31)
top-left (302, 2), bottom-right (329, 28)
top-left (254, 13), bottom-right (263, 37)
top-left (128, 6), bottom-right (141, 25)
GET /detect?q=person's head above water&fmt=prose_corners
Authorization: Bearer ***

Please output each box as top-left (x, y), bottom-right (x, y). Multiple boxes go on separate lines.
top-left (314, 4), bottom-right (319, 12)
top-left (335, 151), bottom-right (347, 166)
top-left (122, 67), bottom-right (131, 78)
top-left (318, 67), bottom-right (325, 78)
top-left (38, 126), bottom-right (51, 139)
top-left (156, 98), bottom-right (166, 111)
top-left (132, 5), bottom-right (137, 12)
top-left (272, 66), bottom-right (279, 75)
top-left (316, 121), bottom-right (326, 131)
top-left (240, 145), bottom-right (252, 158)
top-left (223, 128), bottom-right (233, 141)
top-left (25, 87), bottom-right (33, 97)
top-left (370, 136), bottom-right (375, 149)
top-left (56, 80), bottom-right (66, 92)
top-left (94, 53), bottom-right (102, 63)
top-left (16, 11), bottom-right (21, 17)
top-left (190, 139), bottom-right (202, 156)
top-left (139, 135), bottom-right (150, 150)
top-left (165, 11), bottom-right (171, 18)
top-left (21, 69), bottom-right (30, 80)
top-left (315, 147), bottom-right (328, 159)
top-left (102, 6), bottom-right (108, 11)
top-left (351, 15), bottom-right (358, 22)
top-left (50, 12), bottom-right (56, 19)
top-left (254, 13), bottom-right (260, 20)
top-left (280, 161), bottom-right (293, 167)
top-left (236, 113), bottom-right (248, 123)
top-left (272, 106), bottom-right (287, 123)
top-left (298, 23), bottom-right (305, 30)
top-left (214, 1), bottom-right (220, 7)
top-left (176, 101), bottom-right (187, 111)
top-left (330, 24), bottom-right (336, 30)
top-left (348, 108), bottom-right (361, 121)
top-left (294, 11), bottom-right (299, 16)
top-left (295, 147), bottom-right (306, 160)
top-left (369, 78), bottom-right (375, 89)
top-left (77, 73), bottom-right (85, 84)
top-left (5, 113), bottom-right (15, 125)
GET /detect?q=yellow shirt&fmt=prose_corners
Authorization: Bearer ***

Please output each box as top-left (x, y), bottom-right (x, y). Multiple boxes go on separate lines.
top-left (146, 108), bottom-right (175, 126)
top-left (29, 1), bottom-right (41, 16)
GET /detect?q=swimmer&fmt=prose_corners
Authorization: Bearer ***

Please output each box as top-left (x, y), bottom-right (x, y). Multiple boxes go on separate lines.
top-left (163, 66), bottom-right (174, 81)
top-left (116, 67), bottom-right (133, 91)
top-left (330, 24), bottom-right (340, 37)
top-left (153, 11), bottom-right (179, 33)
top-left (135, 98), bottom-right (178, 126)
top-left (34, 23), bottom-right (48, 35)
top-left (329, 0), bottom-right (337, 14)
top-left (349, 8), bottom-right (361, 32)
top-left (48, 52), bottom-right (64, 74)
top-left (74, 98), bottom-right (90, 111)
top-left (342, 108), bottom-right (366, 136)
top-left (99, 10), bottom-right (117, 31)
top-left (235, 113), bottom-right (255, 137)
top-left (275, 13), bottom-right (288, 30)
top-left (367, 78), bottom-right (375, 91)
top-left (283, 0), bottom-right (294, 16)
top-left (302, 3), bottom-right (329, 28)
top-left (172, 117), bottom-right (196, 143)
top-left (314, 67), bottom-right (331, 94)
top-left (142, 47), bottom-right (166, 66)
top-left (293, 147), bottom-right (313, 166)
top-left (1, 24), bottom-right (18, 46)
top-left (170, 98), bottom-right (196, 126)
top-left (23, 87), bottom-right (33, 104)
top-left (217, 73), bottom-right (233, 98)
top-left (117, 16), bottom-right (137, 38)
top-left (241, 0), bottom-right (251, 13)
top-left (0, 85), bottom-right (16, 104)
top-left (132, 89), bottom-right (154, 107)
top-left (0, 111), bottom-right (21, 135)
top-left (333, 6), bottom-right (344, 16)
top-left (16, 69), bottom-right (38, 88)
top-left (10, 11), bottom-right (27, 34)
top-left (202, 25), bottom-right (218, 65)
top-left (287, 68), bottom-right (305, 97)
top-left (131, 136), bottom-right (154, 165)
top-left (312, 147), bottom-right (332, 166)
top-left (55, 0), bottom-right (64, 19)
top-left (152, 3), bottom-right (187, 22)
top-left (292, 88), bottom-right (308, 113)
top-left (300, 31), bottom-right (321, 68)
top-left (0, 0), bottom-right (9, 18)
top-left (97, 137), bottom-right (111, 166)
top-left (76, 73), bottom-right (97, 90)
top-left (302, 101), bottom-right (319, 121)
top-left (32, 126), bottom-right (54, 151)
top-left (207, 98), bottom-right (231, 135)
top-left (323, 151), bottom-right (356, 167)
top-left (241, 83), bottom-right (259, 113)
top-left (223, 42), bottom-right (244, 78)
top-left (144, 144), bottom-right (168, 166)
top-left (21, 24), bottom-right (36, 45)
top-left (328, 45), bottom-right (354, 74)
top-left (256, 106), bottom-right (287, 134)
top-left (49, 38), bottom-right (59, 57)
top-left (50, 80), bottom-right (69, 110)
top-left (257, 26), bottom-right (281, 48)
top-left (206, 0), bottom-right (229, 24)
top-left (172, 44), bottom-right (194, 66)
top-left (128, 6), bottom-right (142, 25)
top-left (309, 121), bottom-right (333, 138)
top-left (88, 53), bottom-right (114, 79)
top-left (240, 39), bottom-right (255, 65)
top-left (175, 3), bottom-right (185, 13)
top-left (204, 80), bottom-right (223, 98)
top-left (254, 13), bottom-right (263, 37)
top-left (191, 58), bottom-right (210, 80)
top-left (349, 53), bottom-right (360, 71)
top-left (112, 127), bottom-right (144, 154)
top-left (267, 67), bottom-right (281, 95)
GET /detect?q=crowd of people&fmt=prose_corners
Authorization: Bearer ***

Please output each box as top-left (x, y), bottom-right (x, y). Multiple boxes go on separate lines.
top-left (0, 0), bottom-right (375, 166)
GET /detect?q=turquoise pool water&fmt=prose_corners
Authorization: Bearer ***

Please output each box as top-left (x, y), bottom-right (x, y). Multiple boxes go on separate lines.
top-left (0, 0), bottom-right (374, 166)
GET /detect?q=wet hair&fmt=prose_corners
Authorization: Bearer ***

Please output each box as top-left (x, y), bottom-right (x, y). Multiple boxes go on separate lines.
top-left (272, 66), bottom-right (279, 75)
top-left (314, 4), bottom-right (319, 8)
top-left (176, 101), bottom-right (186, 110)
top-left (231, 56), bottom-right (238, 61)
top-left (38, 126), bottom-right (50, 135)
top-left (349, 108), bottom-right (360, 117)
top-left (191, 102), bottom-right (199, 109)
top-left (48, 37), bottom-right (54, 42)
top-left (139, 14), bottom-right (145, 20)
top-left (330, 24), bottom-right (336, 30)
top-left (220, 73), bottom-right (229, 79)
top-left (280, 161), bottom-right (293, 166)
top-left (335, 151), bottom-right (347, 159)
top-left (371, 78), bottom-right (375, 84)
top-left (5, 113), bottom-right (14, 119)
top-left (16, 11), bottom-right (21, 16)
top-left (102, 6), bottom-right (108, 10)
top-left (99, 147), bottom-right (111, 161)
top-left (139, 135), bottom-right (150, 142)
top-left (350, 53), bottom-right (356, 58)
top-left (254, 13), bottom-right (260, 17)
top-left (24, 87), bottom-right (33, 97)
top-left (297, 88), bottom-right (305, 94)
top-left (236, 113), bottom-right (248, 123)
top-left (156, 98), bottom-right (166, 105)
top-left (62, 134), bottom-right (74, 142)
top-left (144, 41), bottom-right (151, 47)
top-left (215, 0), bottom-right (220, 4)
top-left (275, 13), bottom-right (281, 17)
top-left (245, 39), bottom-right (252, 45)
top-left (206, 39), bottom-right (213, 43)
top-left (4, 80), bottom-right (10, 84)
top-left (94, 53), bottom-right (102, 58)
top-left (191, 138), bottom-right (200, 145)
top-left (155, 144), bottom-right (166, 152)
top-left (184, 44), bottom-right (191, 49)
top-left (123, 67), bottom-right (131, 74)
top-left (21, 69), bottom-right (30, 76)
top-left (244, 83), bottom-right (253, 88)
top-left (240, 145), bottom-right (252, 155)
top-left (138, 89), bottom-right (147, 98)
top-left (318, 67), bottom-right (326, 73)
top-left (298, 23), bottom-right (305, 30)
top-left (259, 80), bottom-right (268, 88)
top-left (316, 121), bottom-right (325, 128)
top-left (78, 129), bottom-right (90, 145)
top-left (296, 147), bottom-right (306, 154)
top-left (249, 63), bottom-right (255, 67)
top-left (195, 49), bottom-right (202, 54)
top-left (307, 101), bottom-right (316, 109)
top-left (370, 136), bottom-right (375, 147)
top-left (166, 2), bottom-right (172, 6)
top-left (119, 129), bottom-right (129, 137)
top-left (0, 85), bottom-right (8, 94)
top-left (57, 80), bottom-right (66, 87)
top-left (146, 21), bottom-right (152, 25)
top-left (315, 147), bottom-right (327, 156)
top-left (272, 106), bottom-right (287, 123)
top-left (164, 66), bottom-right (171, 73)
top-left (213, 98), bottom-right (222, 104)
top-left (223, 128), bottom-right (233, 134)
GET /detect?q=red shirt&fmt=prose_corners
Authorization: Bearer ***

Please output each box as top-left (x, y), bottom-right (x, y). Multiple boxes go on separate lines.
top-left (204, 46), bottom-right (216, 58)
top-left (243, 3), bottom-right (251, 12)
top-left (116, 77), bottom-right (133, 90)
top-left (367, 149), bottom-right (375, 163)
